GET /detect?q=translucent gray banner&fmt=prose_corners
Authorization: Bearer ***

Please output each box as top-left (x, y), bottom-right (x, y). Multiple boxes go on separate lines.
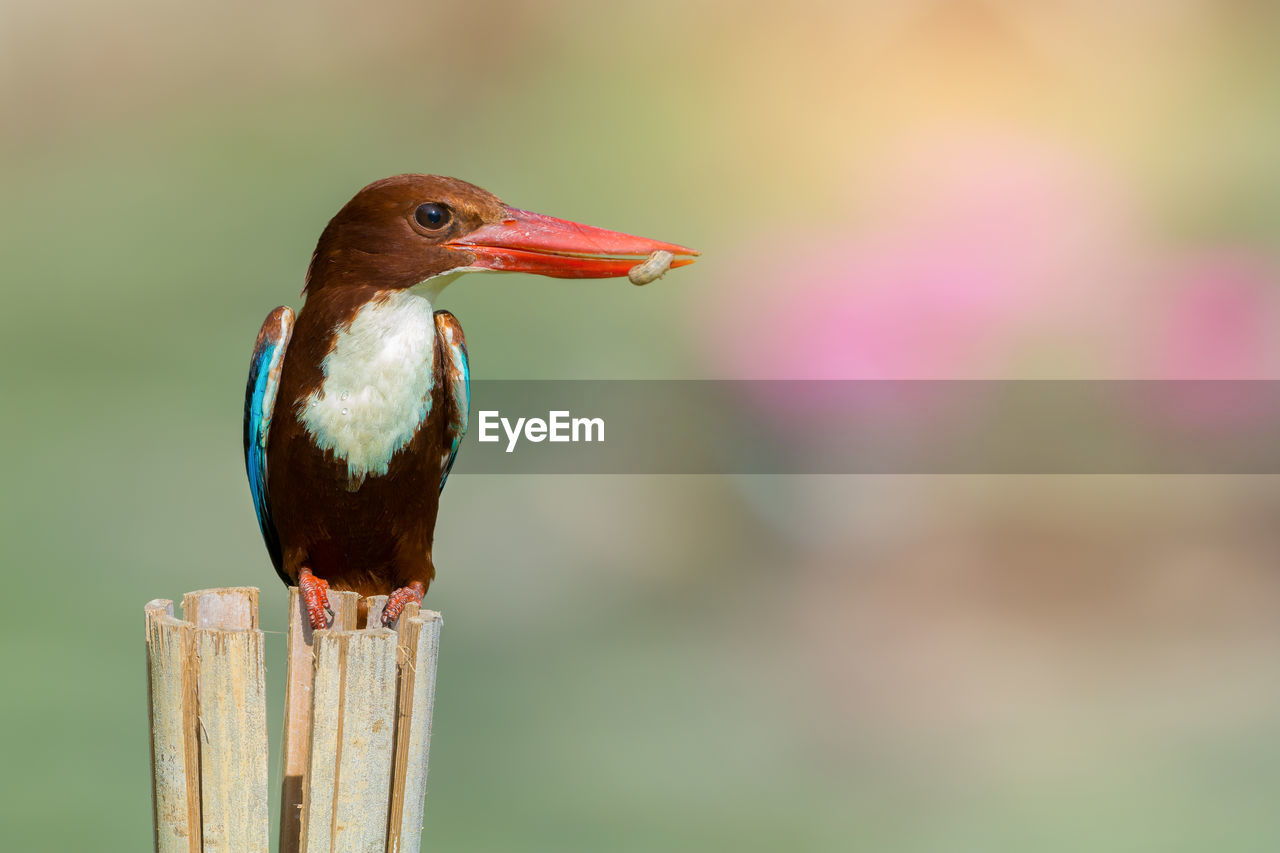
top-left (449, 381), bottom-right (1280, 474)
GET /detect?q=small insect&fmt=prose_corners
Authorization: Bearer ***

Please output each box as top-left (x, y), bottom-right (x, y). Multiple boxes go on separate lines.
top-left (628, 250), bottom-right (674, 286)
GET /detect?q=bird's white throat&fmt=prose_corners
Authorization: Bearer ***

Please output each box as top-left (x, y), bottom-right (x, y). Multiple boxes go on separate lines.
top-left (300, 289), bottom-right (437, 484)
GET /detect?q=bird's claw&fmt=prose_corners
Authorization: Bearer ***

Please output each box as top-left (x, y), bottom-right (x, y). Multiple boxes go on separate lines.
top-left (298, 568), bottom-right (332, 630)
top-left (382, 582), bottom-right (425, 626)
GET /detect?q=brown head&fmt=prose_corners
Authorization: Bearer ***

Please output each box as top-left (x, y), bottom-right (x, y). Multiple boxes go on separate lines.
top-left (304, 174), bottom-right (697, 295)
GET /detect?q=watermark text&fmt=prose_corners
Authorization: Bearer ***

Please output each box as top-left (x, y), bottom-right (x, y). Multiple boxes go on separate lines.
top-left (477, 410), bottom-right (605, 453)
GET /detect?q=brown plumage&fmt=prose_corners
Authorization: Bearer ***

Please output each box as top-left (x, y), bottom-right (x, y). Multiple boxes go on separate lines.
top-left (304, 176), bottom-right (507, 294)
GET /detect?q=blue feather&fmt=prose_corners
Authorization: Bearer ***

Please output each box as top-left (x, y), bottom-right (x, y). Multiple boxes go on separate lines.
top-left (435, 311), bottom-right (470, 493)
top-left (243, 306), bottom-right (294, 576)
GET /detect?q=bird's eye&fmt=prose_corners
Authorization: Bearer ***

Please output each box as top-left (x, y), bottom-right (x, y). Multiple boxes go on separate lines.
top-left (414, 202), bottom-right (451, 231)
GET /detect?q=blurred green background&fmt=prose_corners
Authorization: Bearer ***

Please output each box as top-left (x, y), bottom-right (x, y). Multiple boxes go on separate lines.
top-left (6, 1), bottom-right (1280, 850)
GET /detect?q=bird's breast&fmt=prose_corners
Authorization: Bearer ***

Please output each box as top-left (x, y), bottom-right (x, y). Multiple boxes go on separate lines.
top-left (298, 290), bottom-right (437, 485)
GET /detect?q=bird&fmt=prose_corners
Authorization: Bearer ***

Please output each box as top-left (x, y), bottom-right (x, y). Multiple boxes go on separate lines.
top-left (243, 174), bottom-right (697, 629)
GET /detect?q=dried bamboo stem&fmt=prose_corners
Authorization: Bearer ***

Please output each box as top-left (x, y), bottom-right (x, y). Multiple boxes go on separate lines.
top-left (386, 609), bottom-right (442, 853)
top-left (146, 587), bottom-right (268, 853)
top-left (280, 589), bottom-right (359, 853)
top-left (146, 599), bottom-right (201, 853)
top-left (148, 586), bottom-right (443, 853)
top-left (300, 626), bottom-right (399, 852)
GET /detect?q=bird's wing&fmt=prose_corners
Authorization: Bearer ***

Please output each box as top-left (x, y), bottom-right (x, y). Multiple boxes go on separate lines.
top-left (434, 310), bottom-right (470, 493)
top-left (243, 306), bottom-right (295, 576)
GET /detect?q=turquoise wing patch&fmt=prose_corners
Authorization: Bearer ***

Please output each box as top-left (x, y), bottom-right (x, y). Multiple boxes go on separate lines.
top-left (243, 305), bottom-right (294, 575)
top-left (434, 310), bottom-right (469, 493)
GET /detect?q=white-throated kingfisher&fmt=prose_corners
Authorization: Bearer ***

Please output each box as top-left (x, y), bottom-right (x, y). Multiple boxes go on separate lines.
top-left (244, 175), bottom-right (697, 628)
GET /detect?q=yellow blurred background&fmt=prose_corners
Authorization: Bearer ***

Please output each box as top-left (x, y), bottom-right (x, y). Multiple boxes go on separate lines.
top-left (5, 1), bottom-right (1280, 850)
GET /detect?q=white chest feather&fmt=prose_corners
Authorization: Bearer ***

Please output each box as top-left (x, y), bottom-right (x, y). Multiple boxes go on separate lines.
top-left (300, 290), bottom-right (436, 484)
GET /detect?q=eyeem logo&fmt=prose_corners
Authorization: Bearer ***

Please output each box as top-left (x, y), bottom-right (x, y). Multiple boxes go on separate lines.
top-left (477, 410), bottom-right (605, 453)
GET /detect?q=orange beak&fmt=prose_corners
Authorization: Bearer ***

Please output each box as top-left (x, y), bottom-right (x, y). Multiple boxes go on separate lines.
top-left (445, 207), bottom-right (698, 278)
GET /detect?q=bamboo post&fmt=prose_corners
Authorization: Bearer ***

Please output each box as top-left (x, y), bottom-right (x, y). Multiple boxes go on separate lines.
top-left (300, 625), bottom-right (399, 852)
top-left (280, 590), bottom-right (359, 853)
top-left (146, 600), bottom-right (200, 852)
top-left (148, 586), bottom-right (442, 853)
top-left (146, 587), bottom-right (268, 853)
top-left (386, 608), bottom-right (442, 853)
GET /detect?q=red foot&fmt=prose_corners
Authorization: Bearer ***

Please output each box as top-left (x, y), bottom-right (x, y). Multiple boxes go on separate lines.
top-left (382, 582), bottom-right (425, 626)
top-left (298, 568), bottom-right (332, 630)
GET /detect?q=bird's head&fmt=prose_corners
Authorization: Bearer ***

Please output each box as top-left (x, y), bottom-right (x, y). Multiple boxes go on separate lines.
top-left (303, 174), bottom-right (697, 296)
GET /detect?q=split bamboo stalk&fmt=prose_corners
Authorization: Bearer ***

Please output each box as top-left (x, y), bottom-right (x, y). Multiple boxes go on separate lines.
top-left (149, 586), bottom-right (442, 853)
top-left (365, 594), bottom-right (391, 628)
top-left (282, 588), bottom-right (443, 853)
top-left (145, 600), bottom-right (200, 853)
top-left (280, 590), bottom-right (359, 853)
top-left (300, 625), bottom-right (399, 852)
top-left (386, 609), bottom-right (442, 853)
top-left (146, 587), bottom-right (268, 853)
